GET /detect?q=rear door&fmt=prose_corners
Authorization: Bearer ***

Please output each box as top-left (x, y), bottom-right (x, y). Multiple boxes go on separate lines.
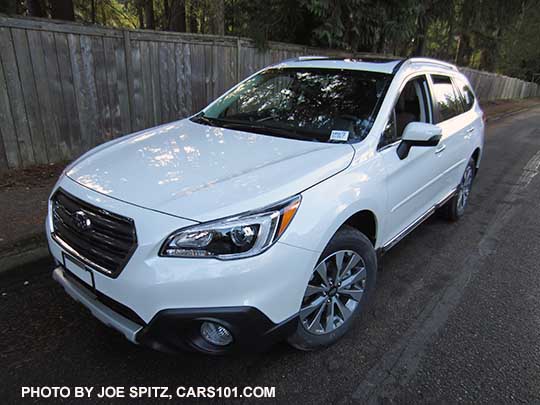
top-left (451, 76), bottom-right (482, 184)
top-left (428, 74), bottom-right (469, 194)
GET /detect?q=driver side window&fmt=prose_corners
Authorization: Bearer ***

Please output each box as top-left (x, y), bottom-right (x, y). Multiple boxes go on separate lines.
top-left (380, 75), bottom-right (431, 148)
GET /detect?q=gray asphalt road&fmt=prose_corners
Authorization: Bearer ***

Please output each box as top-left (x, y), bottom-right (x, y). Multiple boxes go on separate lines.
top-left (1, 105), bottom-right (540, 404)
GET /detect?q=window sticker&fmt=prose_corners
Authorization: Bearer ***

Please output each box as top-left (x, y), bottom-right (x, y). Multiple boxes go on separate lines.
top-left (330, 130), bottom-right (349, 142)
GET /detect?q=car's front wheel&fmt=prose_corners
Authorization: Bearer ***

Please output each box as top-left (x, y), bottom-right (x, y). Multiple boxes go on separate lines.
top-left (288, 226), bottom-right (377, 351)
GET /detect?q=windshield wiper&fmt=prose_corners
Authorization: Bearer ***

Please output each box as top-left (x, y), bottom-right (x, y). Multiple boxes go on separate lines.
top-left (192, 114), bottom-right (323, 142)
top-left (191, 113), bottom-right (218, 126)
top-left (217, 120), bottom-right (322, 142)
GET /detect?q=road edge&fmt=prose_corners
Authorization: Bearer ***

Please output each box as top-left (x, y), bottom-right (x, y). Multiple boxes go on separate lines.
top-left (0, 235), bottom-right (49, 275)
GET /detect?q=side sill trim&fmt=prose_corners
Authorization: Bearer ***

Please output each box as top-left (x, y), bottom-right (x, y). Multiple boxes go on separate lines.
top-left (380, 187), bottom-right (457, 254)
top-left (52, 267), bottom-right (143, 343)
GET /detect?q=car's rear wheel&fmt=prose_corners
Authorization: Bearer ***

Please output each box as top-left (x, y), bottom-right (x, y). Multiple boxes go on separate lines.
top-left (288, 226), bottom-right (377, 351)
top-left (441, 158), bottom-right (476, 221)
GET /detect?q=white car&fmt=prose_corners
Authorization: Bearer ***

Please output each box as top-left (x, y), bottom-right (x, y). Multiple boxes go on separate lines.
top-left (47, 56), bottom-right (484, 353)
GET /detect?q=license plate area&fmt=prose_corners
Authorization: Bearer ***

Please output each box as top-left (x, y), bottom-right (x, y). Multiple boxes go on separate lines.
top-left (62, 252), bottom-right (95, 289)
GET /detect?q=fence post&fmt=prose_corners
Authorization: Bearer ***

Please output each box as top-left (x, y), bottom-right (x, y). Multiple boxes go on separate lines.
top-left (123, 29), bottom-right (134, 132)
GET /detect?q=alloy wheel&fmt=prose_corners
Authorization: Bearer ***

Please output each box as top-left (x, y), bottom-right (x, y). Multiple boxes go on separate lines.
top-left (299, 250), bottom-right (366, 335)
top-left (457, 165), bottom-right (474, 214)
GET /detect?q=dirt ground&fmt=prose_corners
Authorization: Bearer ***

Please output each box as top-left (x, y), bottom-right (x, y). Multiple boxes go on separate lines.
top-left (0, 163), bottom-right (65, 255)
top-left (0, 98), bottom-right (538, 256)
top-left (482, 97), bottom-right (540, 119)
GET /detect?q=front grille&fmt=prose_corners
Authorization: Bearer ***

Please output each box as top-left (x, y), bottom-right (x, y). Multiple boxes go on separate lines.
top-left (51, 189), bottom-right (137, 278)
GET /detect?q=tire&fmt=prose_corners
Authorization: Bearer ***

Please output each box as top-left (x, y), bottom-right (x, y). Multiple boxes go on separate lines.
top-left (288, 226), bottom-right (377, 351)
top-left (440, 157), bottom-right (476, 222)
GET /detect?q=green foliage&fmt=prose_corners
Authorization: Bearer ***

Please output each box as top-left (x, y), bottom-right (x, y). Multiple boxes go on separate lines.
top-left (11, 0), bottom-right (540, 79)
top-left (74, 0), bottom-right (139, 28)
top-left (498, 1), bottom-right (540, 82)
top-left (224, 0), bottom-right (313, 48)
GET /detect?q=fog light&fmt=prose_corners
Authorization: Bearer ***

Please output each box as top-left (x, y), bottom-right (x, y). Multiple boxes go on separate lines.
top-left (200, 321), bottom-right (233, 346)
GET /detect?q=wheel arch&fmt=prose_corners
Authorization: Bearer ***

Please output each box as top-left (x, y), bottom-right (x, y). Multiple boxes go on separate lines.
top-left (472, 147), bottom-right (482, 170)
top-left (340, 209), bottom-right (378, 246)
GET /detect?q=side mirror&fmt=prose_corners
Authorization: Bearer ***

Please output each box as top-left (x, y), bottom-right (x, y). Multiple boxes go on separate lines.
top-left (397, 122), bottom-right (442, 160)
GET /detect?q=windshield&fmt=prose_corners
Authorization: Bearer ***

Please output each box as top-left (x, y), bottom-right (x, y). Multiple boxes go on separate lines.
top-left (191, 68), bottom-right (391, 143)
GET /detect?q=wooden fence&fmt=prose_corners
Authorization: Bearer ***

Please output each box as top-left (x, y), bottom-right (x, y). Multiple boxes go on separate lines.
top-left (460, 67), bottom-right (540, 102)
top-left (0, 15), bottom-right (539, 170)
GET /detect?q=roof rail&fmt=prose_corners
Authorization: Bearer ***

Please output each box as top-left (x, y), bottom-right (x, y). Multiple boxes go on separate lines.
top-left (278, 55), bottom-right (330, 63)
top-left (401, 57), bottom-right (459, 72)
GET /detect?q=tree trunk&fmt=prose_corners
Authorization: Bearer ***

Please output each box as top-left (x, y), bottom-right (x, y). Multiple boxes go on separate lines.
top-left (207, 0), bottom-right (224, 35)
top-left (90, 0), bottom-right (96, 23)
top-left (26, 0), bottom-right (45, 17)
top-left (456, 0), bottom-right (475, 66)
top-left (164, 0), bottom-right (170, 29)
top-left (144, 0), bottom-right (155, 30)
top-left (456, 33), bottom-right (472, 65)
top-left (137, 0), bottom-right (144, 28)
top-left (376, 29), bottom-right (386, 54)
top-left (413, 13), bottom-right (427, 56)
top-left (100, 1), bottom-right (106, 25)
top-left (50, 0), bottom-right (75, 21)
top-left (169, 0), bottom-right (186, 32)
top-left (188, 0), bottom-right (198, 33)
top-left (445, 17), bottom-right (454, 60)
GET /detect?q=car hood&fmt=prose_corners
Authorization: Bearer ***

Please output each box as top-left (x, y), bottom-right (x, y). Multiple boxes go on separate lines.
top-left (66, 119), bottom-right (354, 222)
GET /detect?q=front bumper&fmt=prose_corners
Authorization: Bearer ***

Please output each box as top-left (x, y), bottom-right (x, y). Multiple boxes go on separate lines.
top-left (48, 177), bottom-right (319, 326)
top-left (48, 178), bottom-right (318, 353)
top-left (137, 306), bottom-right (298, 354)
top-left (53, 267), bottom-right (142, 343)
top-left (53, 266), bottom-right (298, 353)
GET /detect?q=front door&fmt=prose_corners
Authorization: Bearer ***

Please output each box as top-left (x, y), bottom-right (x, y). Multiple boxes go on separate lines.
top-left (379, 75), bottom-right (443, 244)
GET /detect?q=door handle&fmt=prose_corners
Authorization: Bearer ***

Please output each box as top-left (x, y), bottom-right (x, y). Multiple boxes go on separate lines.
top-left (435, 144), bottom-right (446, 154)
top-left (464, 127), bottom-right (475, 139)
top-left (466, 127), bottom-right (475, 133)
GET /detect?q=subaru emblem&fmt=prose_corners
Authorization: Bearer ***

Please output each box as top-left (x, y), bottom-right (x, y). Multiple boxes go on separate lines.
top-left (73, 210), bottom-right (92, 231)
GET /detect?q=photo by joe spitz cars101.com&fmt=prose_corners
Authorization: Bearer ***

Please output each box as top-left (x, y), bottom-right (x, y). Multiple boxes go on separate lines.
top-left (47, 56), bottom-right (484, 354)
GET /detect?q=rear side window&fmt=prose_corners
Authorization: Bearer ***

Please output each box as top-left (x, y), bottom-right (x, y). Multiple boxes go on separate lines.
top-left (431, 75), bottom-right (464, 123)
top-left (454, 77), bottom-right (475, 111)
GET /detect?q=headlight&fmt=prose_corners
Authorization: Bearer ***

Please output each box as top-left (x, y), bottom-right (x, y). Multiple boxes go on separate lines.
top-left (160, 195), bottom-right (301, 259)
